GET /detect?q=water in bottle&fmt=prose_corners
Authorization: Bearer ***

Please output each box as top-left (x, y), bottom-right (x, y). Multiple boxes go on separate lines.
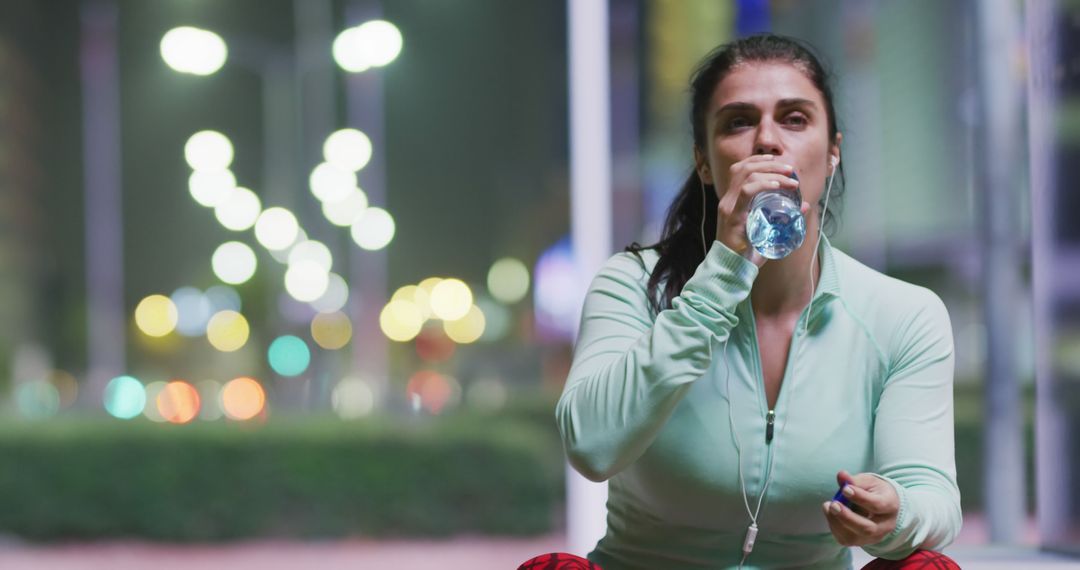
top-left (745, 172), bottom-right (806, 259)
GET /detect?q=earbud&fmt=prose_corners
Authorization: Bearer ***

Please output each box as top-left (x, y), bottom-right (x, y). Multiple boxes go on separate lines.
top-left (829, 155), bottom-right (839, 173)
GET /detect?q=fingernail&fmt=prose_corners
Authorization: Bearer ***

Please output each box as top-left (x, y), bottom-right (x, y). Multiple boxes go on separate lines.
top-left (830, 502), bottom-right (842, 515)
top-left (770, 180), bottom-right (780, 188)
top-left (843, 486), bottom-right (855, 497)
top-left (822, 502), bottom-right (831, 515)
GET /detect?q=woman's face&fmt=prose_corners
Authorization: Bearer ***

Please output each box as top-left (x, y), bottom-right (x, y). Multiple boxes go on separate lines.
top-left (696, 61), bottom-right (841, 220)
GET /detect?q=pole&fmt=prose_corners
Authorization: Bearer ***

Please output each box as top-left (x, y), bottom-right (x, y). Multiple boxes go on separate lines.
top-left (974, 0), bottom-right (1025, 543)
top-left (566, 0), bottom-right (612, 557)
top-left (80, 0), bottom-right (125, 411)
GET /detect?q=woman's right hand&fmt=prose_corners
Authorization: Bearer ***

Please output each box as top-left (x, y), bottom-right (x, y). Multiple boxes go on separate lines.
top-left (713, 154), bottom-right (808, 267)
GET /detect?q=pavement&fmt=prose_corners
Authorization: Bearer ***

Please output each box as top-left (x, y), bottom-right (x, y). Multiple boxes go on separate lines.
top-left (0, 534), bottom-right (567, 570)
top-left (0, 516), bottom-right (1075, 569)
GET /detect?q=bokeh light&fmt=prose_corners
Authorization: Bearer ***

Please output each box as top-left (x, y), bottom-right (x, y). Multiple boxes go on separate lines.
top-left (418, 277), bottom-right (442, 292)
top-left (309, 162), bottom-right (355, 203)
top-left (332, 377), bottom-right (376, 419)
top-left (323, 128), bottom-right (373, 172)
top-left (350, 207), bottom-right (395, 250)
top-left (405, 370), bottom-right (460, 414)
top-left (310, 272), bottom-right (349, 313)
top-left (161, 27), bottom-right (227, 76)
top-left (104, 375), bottom-right (146, 419)
top-left (533, 239), bottom-right (585, 341)
top-left (206, 310), bottom-right (250, 352)
top-left (392, 285), bottom-right (433, 321)
top-left (184, 130), bottom-right (233, 170)
top-left (15, 380), bottom-right (60, 419)
top-left (284, 260), bottom-right (330, 302)
top-left (222, 377), bottom-right (266, 421)
top-left (135, 294), bottom-right (179, 337)
top-left (189, 169), bottom-right (236, 207)
top-left (379, 299), bottom-right (423, 342)
top-left (254, 207), bottom-right (300, 251)
top-left (271, 228), bottom-right (307, 264)
top-left (322, 188), bottom-right (369, 227)
top-left (215, 187), bottom-right (262, 231)
top-left (171, 287), bottom-right (213, 337)
top-left (333, 20), bottom-right (403, 72)
top-left (357, 20), bottom-right (403, 67)
top-left (429, 278), bottom-right (472, 321)
top-left (158, 380), bottom-right (200, 424)
top-left (311, 311), bottom-right (353, 350)
top-left (332, 27), bottom-right (367, 72)
top-left (487, 257), bottom-right (530, 304)
top-left (287, 240), bottom-right (333, 273)
top-left (443, 304), bottom-right (486, 344)
top-left (268, 335), bottom-right (311, 377)
top-left (143, 381), bottom-right (168, 422)
top-left (212, 241), bottom-right (258, 285)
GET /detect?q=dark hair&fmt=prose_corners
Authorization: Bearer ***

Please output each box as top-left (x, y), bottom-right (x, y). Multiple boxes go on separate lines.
top-left (626, 33), bottom-right (845, 316)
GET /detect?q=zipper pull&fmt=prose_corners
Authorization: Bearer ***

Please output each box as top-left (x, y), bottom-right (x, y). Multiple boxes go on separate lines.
top-left (766, 410), bottom-right (775, 443)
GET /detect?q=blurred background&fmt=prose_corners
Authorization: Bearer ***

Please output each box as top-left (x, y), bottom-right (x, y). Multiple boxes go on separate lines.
top-left (0, 0), bottom-right (1077, 568)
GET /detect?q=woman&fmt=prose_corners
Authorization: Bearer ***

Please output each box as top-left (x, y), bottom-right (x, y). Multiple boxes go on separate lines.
top-left (554, 34), bottom-right (961, 569)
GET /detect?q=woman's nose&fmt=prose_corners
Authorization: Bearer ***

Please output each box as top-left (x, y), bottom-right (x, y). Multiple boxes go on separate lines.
top-left (753, 122), bottom-right (783, 156)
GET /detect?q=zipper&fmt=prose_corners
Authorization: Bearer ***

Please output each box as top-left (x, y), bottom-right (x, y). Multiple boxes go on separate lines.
top-left (742, 297), bottom-right (815, 507)
top-left (745, 304), bottom-right (811, 448)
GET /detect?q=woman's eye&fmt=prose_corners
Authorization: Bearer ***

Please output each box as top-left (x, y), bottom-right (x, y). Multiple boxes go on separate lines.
top-left (784, 114), bottom-right (808, 126)
top-left (725, 116), bottom-right (751, 130)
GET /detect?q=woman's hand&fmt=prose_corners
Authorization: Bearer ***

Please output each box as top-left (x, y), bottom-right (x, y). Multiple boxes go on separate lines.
top-left (714, 154), bottom-right (809, 268)
top-left (822, 470), bottom-right (900, 547)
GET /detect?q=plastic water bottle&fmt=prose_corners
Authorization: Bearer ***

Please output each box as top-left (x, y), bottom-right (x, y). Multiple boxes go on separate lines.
top-left (745, 172), bottom-right (805, 259)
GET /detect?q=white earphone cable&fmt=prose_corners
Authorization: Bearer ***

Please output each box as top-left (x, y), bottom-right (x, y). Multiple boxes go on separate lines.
top-left (700, 178), bottom-right (708, 258)
top-left (714, 158), bottom-right (838, 568)
top-left (803, 160), bottom-right (837, 336)
top-left (722, 337), bottom-right (777, 569)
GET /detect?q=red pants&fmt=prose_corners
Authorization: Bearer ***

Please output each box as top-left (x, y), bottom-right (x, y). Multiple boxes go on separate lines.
top-left (518, 550), bottom-right (960, 569)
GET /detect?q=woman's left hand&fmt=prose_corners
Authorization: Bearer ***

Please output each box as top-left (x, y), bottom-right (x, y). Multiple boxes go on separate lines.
top-left (822, 470), bottom-right (899, 546)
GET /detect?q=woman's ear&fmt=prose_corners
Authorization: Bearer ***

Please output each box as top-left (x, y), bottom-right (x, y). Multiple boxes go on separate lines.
top-left (693, 148), bottom-right (711, 185)
top-left (830, 133), bottom-right (843, 173)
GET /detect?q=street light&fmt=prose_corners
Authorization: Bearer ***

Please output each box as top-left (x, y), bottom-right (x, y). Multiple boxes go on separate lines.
top-left (160, 13), bottom-right (402, 413)
top-left (323, 128), bottom-right (373, 172)
top-left (332, 20), bottom-right (403, 72)
top-left (160, 26), bottom-right (228, 76)
top-left (184, 130), bottom-right (234, 171)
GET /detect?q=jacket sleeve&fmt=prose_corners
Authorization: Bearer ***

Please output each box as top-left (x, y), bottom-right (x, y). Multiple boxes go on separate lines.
top-left (863, 290), bottom-right (963, 559)
top-left (555, 241), bottom-right (758, 482)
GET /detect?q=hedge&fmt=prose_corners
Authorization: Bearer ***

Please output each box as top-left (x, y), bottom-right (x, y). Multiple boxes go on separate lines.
top-left (0, 409), bottom-right (564, 542)
top-left (0, 385), bottom-right (1029, 542)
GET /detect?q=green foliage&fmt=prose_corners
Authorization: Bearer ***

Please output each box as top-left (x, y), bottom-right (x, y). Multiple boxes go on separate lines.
top-left (0, 407), bottom-right (563, 542)
top-left (0, 386), bottom-right (1028, 542)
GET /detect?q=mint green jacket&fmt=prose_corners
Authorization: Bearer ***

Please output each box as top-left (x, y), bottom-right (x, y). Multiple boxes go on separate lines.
top-left (556, 239), bottom-right (961, 569)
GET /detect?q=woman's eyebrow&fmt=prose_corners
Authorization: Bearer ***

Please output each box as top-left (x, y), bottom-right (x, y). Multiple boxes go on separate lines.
top-left (714, 101), bottom-right (757, 117)
top-left (714, 97), bottom-right (818, 118)
top-left (776, 97), bottom-right (817, 110)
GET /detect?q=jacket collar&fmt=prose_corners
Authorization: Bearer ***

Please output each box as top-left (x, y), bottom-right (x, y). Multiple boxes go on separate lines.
top-left (813, 234), bottom-right (841, 300)
top-left (738, 235), bottom-right (842, 327)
